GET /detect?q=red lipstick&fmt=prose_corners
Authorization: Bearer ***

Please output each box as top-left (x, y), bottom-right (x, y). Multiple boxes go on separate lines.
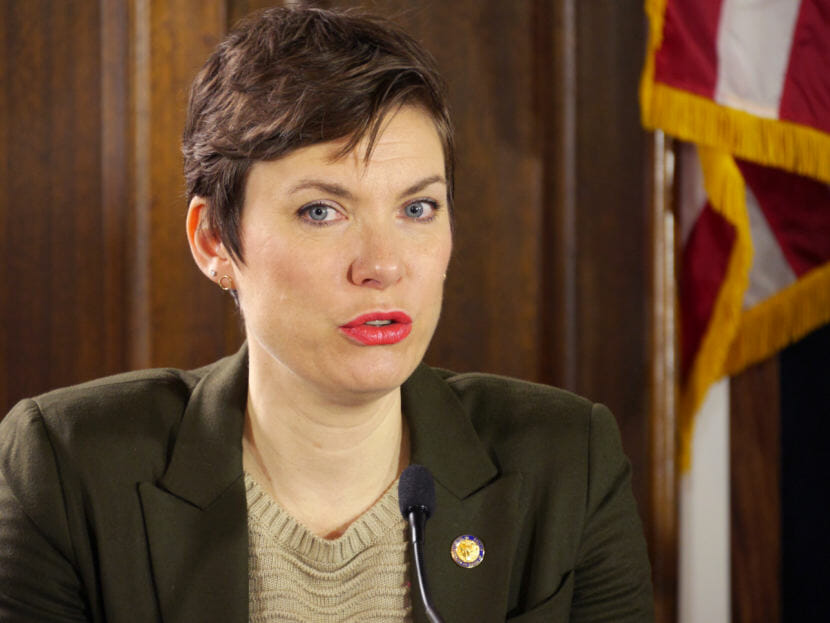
top-left (339, 311), bottom-right (413, 345)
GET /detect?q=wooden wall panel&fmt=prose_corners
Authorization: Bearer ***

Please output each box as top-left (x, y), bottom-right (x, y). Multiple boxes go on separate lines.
top-left (1, 1), bottom-right (116, 407)
top-left (730, 357), bottom-right (781, 623)
top-left (101, 0), bottom-right (131, 377)
top-left (572, 0), bottom-right (650, 505)
top-left (398, 0), bottom-right (546, 382)
top-left (135, 0), bottom-right (242, 369)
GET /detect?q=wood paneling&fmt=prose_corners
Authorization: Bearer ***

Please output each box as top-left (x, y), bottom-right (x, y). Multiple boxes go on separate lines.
top-left (0, 1), bottom-right (244, 415)
top-left (135, 0), bottom-right (239, 369)
top-left (1, 0), bottom-right (116, 404)
top-left (571, 0), bottom-right (651, 508)
top-left (730, 357), bottom-right (781, 623)
top-left (319, 0), bottom-right (548, 384)
top-left (101, 0), bottom-right (132, 375)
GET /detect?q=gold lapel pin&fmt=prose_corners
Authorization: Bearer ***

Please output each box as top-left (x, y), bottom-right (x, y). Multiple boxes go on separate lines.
top-left (451, 534), bottom-right (485, 568)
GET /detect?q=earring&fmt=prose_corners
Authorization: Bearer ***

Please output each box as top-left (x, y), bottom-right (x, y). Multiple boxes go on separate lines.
top-left (219, 275), bottom-right (234, 291)
top-left (210, 269), bottom-right (217, 278)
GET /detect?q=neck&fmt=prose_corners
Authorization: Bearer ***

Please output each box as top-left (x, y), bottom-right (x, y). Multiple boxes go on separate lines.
top-left (244, 346), bottom-right (409, 538)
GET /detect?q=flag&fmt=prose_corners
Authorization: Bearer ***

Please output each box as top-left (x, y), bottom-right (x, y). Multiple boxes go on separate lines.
top-left (641, 0), bottom-right (830, 184)
top-left (640, 0), bottom-right (830, 466)
top-left (678, 145), bottom-right (830, 465)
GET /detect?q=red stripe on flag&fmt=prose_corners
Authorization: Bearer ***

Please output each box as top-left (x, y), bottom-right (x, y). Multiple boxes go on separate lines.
top-left (654, 0), bottom-right (724, 99)
top-left (680, 201), bottom-right (737, 380)
top-left (779, 0), bottom-right (830, 134)
top-left (738, 160), bottom-right (830, 277)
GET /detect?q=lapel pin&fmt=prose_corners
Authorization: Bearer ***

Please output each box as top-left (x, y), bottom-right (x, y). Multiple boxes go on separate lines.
top-left (451, 534), bottom-right (485, 568)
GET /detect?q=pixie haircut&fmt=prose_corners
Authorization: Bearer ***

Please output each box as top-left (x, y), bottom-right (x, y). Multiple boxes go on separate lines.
top-left (182, 6), bottom-right (454, 262)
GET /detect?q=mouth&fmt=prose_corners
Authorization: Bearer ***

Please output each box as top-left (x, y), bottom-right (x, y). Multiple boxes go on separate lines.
top-left (339, 311), bottom-right (413, 345)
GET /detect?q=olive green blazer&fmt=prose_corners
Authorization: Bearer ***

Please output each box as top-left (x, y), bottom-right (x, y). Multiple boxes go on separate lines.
top-left (0, 346), bottom-right (653, 622)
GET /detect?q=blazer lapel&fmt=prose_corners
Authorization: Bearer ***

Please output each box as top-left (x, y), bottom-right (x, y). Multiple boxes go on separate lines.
top-left (403, 365), bottom-right (525, 623)
top-left (139, 347), bottom-right (249, 623)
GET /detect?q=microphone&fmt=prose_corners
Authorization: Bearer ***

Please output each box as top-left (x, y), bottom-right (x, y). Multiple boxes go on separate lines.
top-left (399, 464), bottom-right (444, 623)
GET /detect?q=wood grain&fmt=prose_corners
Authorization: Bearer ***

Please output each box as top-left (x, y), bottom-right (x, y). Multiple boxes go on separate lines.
top-left (1, 0), bottom-right (114, 406)
top-left (138, 0), bottom-right (240, 369)
top-left (730, 357), bottom-right (781, 623)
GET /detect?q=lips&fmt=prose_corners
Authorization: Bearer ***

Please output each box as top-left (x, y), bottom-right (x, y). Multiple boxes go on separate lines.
top-left (339, 311), bottom-right (413, 345)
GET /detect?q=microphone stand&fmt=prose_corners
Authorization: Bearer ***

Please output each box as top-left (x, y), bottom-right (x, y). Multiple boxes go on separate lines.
top-left (406, 508), bottom-right (444, 623)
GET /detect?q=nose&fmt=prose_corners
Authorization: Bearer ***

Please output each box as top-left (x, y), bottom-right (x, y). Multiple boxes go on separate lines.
top-left (348, 223), bottom-right (403, 289)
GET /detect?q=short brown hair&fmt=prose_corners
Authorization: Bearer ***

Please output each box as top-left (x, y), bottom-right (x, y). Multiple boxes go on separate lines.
top-left (182, 6), bottom-right (454, 262)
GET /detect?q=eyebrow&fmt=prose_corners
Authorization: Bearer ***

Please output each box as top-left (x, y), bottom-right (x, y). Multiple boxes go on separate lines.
top-left (397, 175), bottom-right (446, 199)
top-left (287, 180), bottom-right (356, 200)
top-left (286, 175), bottom-right (446, 201)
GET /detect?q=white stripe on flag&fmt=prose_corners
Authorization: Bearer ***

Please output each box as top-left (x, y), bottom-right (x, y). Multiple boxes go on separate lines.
top-left (680, 143), bottom-right (708, 247)
top-left (714, 0), bottom-right (802, 118)
top-left (743, 185), bottom-right (796, 308)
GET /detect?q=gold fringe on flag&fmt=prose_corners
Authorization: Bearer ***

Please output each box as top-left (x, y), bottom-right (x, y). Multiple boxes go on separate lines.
top-left (640, 0), bottom-right (830, 185)
top-left (643, 84), bottom-right (830, 186)
top-left (724, 263), bottom-right (830, 376)
top-left (677, 147), bottom-right (752, 471)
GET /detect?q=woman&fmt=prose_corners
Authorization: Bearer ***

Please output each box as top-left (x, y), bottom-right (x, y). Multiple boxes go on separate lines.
top-left (0, 7), bottom-right (653, 622)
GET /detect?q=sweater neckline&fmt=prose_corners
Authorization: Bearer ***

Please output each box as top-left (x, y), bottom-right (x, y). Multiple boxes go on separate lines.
top-left (244, 472), bottom-right (404, 565)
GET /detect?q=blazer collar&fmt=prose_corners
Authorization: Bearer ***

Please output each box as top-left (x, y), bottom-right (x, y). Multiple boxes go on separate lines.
top-left (156, 352), bottom-right (498, 509)
top-left (156, 345), bottom-right (249, 508)
top-left (139, 346), bottom-right (250, 622)
top-left (403, 363), bottom-right (498, 499)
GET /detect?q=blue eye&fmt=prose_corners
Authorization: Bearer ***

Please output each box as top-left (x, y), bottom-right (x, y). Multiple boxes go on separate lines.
top-left (299, 203), bottom-right (339, 224)
top-left (308, 205), bottom-right (329, 220)
top-left (404, 200), bottom-right (437, 220)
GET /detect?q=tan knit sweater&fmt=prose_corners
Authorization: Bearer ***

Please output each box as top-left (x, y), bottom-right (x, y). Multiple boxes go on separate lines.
top-left (245, 473), bottom-right (413, 622)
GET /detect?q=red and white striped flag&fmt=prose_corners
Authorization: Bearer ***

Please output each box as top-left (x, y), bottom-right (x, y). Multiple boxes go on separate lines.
top-left (677, 145), bottom-right (830, 464)
top-left (640, 0), bottom-right (830, 465)
top-left (642, 0), bottom-right (830, 183)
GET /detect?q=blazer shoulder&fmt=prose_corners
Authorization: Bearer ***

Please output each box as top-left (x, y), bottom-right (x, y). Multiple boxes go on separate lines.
top-left (1, 368), bottom-right (191, 439)
top-left (33, 366), bottom-right (201, 411)
top-left (439, 368), bottom-right (594, 425)
top-left (0, 360), bottom-right (226, 484)
top-left (431, 368), bottom-right (616, 477)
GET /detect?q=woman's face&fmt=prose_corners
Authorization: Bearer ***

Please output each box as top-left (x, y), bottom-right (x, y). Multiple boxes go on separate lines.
top-left (232, 106), bottom-right (453, 404)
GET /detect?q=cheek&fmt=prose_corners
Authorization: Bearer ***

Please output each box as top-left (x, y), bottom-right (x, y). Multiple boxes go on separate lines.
top-left (240, 238), bottom-right (339, 306)
top-left (421, 238), bottom-right (452, 304)
top-left (425, 231), bottom-right (452, 275)
top-left (440, 236), bottom-right (453, 268)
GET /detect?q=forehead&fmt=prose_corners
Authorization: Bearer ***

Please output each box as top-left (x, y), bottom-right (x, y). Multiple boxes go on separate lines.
top-left (247, 106), bottom-right (446, 193)
top-left (353, 107), bottom-right (443, 163)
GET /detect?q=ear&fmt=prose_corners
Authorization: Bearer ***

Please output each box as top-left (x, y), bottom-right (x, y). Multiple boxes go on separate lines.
top-left (186, 196), bottom-right (234, 281)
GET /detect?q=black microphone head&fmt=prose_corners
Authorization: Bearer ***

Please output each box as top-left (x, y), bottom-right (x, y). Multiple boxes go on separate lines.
top-left (398, 464), bottom-right (436, 519)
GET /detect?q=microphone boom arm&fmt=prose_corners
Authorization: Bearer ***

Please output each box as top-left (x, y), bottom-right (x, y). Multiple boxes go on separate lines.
top-left (406, 508), bottom-right (444, 623)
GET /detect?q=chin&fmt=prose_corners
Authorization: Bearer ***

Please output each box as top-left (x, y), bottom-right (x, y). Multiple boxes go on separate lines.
top-left (332, 351), bottom-right (421, 399)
